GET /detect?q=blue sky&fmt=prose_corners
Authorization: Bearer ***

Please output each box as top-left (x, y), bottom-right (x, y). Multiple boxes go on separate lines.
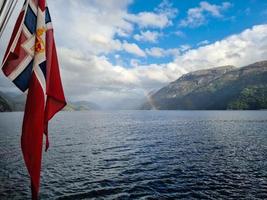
top-left (107, 0), bottom-right (267, 67)
top-left (1, 0), bottom-right (267, 108)
top-left (129, 0), bottom-right (267, 45)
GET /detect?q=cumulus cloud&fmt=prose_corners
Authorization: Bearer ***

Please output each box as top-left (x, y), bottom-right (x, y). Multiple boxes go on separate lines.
top-left (145, 44), bottom-right (192, 58)
top-left (179, 44), bottom-right (192, 52)
top-left (145, 47), bottom-right (180, 58)
top-left (134, 30), bottom-right (161, 43)
top-left (130, 59), bottom-right (141, 67)
top-left (197, 40), bottom-right (210, 46)
top-left (180, 1), bottom-right (232, 28)
top-left (47, 0), bottom-right (176, 56)
top-left (48, 0), bottom-right (134, 55)
top-left (122, 41), bottom-right (146, 57)
top-left (126, 0), bottom-right (177, 29)
top-left (126, 12), bottom-right (171, 29)
top-left (146, 47), bottom-right (165, 57)
top-left (173, 24), bottom-right (267, 71)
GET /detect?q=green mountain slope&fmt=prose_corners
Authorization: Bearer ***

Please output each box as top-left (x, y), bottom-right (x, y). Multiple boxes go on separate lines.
top-left (141, 61), bottom-right (267, 110)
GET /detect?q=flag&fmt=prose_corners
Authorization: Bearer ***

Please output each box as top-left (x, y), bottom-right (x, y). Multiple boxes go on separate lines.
top-left (1, 0), bottom-right (66, 199)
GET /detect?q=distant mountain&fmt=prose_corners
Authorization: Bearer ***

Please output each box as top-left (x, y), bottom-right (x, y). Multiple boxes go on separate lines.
top-left (64, 101), bottom-right (101, 111)
top-left (0, 91), bottom-right (101, 112)
top-left (0, 94), bottom-right (11, 112)
top-left (0, 91), bottom-right (26, 112)
top-left (141, 61), bottom-right (267, 110)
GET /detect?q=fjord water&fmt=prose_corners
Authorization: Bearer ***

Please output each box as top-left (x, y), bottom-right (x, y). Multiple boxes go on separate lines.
top-left (0, 111), bottom-right (266, 199)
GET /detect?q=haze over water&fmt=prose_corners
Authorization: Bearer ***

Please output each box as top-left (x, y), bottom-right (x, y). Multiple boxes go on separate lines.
top-left (0, 111), bottom-right (267, 199)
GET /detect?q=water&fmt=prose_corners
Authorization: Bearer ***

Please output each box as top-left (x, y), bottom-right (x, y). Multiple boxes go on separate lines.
top-left (0, 111), bottom-right (267, 200)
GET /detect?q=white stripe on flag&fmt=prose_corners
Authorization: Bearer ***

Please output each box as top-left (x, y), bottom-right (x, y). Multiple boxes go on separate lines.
top-left (34, 66), bottom-right (46, 97)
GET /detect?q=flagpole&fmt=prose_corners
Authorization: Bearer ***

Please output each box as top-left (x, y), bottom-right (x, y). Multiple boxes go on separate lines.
top-left (0, 0), bottom-right (13, 33)
top-left (0, 0), bottom-right (8, 16)
top-left (0, 0), bottom-right (18, 39)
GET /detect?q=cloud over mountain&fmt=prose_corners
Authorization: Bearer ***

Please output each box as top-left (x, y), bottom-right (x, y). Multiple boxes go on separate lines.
top-left (58, 24), bottom-right (267, 107)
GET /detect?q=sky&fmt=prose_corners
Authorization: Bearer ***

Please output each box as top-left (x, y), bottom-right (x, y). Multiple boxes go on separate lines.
top-left (1, 0), bottom-right (267, 109)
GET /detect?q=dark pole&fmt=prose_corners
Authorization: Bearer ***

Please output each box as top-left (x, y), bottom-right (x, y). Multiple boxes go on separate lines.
top-left (0, 0), bottom-right (18, 39)
top-left (0, 0), bottom-right (8, 17)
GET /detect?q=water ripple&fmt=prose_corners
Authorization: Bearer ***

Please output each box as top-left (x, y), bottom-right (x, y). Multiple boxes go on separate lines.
top-left (0, 111), bottom-right (267, 199)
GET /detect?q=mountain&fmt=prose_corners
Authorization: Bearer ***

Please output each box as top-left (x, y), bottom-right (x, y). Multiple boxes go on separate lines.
top-left (0, 94), bottom-right (11, 112)
top-left (64, 101), bottom-right (101, 111)
top-left (0, 91), bottom-right (26, 112)
top-left (141, 61), bottom-right (267, 110)
top-left (0, 91), bottom-right (101, 112)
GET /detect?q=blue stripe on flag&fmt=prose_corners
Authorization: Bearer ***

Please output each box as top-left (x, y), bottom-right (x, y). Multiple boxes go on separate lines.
top-left (45, 7), bottom-right (51, 24)
top-left (39, 61), bottom-right (46, 78)
top-left (13, 60), bottom-right (34, 92)
top-left (24, 6), bottom-right (37, 34)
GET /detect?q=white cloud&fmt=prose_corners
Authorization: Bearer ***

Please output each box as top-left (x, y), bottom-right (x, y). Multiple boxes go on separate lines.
top-left (126, 0), bottom-right (177, 29)
top-left (146, 47), bottom-right (180, 58)
top-left (48, 0), bottom-right (133, 55)
top-left (145, 44), bottom-right (191, 58)
top-left (47, 0), bottom-right (172, 58)
top-left (166, 48), bottom-right (181, 57)
top-left (130, 59), bottom-right (141, 67)
top-left (122, 41), bottom-right (146, 57)
top-left (179, 44), bottom-right (191, 52)
top-left (134, 30), bottom-right (161, 43)
top-left (180, 1), bottom-right (232, 28)
top-left (146, 47), bottom-right (165, 57)
top-left (126, 12), bottom-right (172, 29)
top-left (197, 40), bottom-right (210, 46)
top-left (173, 24), bottom-right (267, 71)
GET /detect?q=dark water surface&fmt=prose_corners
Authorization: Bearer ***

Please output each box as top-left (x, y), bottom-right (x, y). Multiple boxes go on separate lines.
top-left (0, 111), bottom-right (267, 199)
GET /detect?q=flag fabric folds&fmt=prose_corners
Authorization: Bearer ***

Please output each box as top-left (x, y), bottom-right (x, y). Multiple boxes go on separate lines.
top-left (1, 0), bottom-right (66, 199)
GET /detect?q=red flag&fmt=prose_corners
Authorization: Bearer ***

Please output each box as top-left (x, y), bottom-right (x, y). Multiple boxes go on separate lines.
top-left (2, 0), bottom-right (66, 199)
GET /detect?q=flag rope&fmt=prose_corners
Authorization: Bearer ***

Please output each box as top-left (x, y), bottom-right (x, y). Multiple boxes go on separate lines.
top-left (0, 0), bottom-right (18, 39)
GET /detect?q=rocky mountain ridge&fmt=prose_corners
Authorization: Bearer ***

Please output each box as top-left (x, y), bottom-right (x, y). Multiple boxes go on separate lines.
top-left (141, 61), bottom-right (267, 110)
